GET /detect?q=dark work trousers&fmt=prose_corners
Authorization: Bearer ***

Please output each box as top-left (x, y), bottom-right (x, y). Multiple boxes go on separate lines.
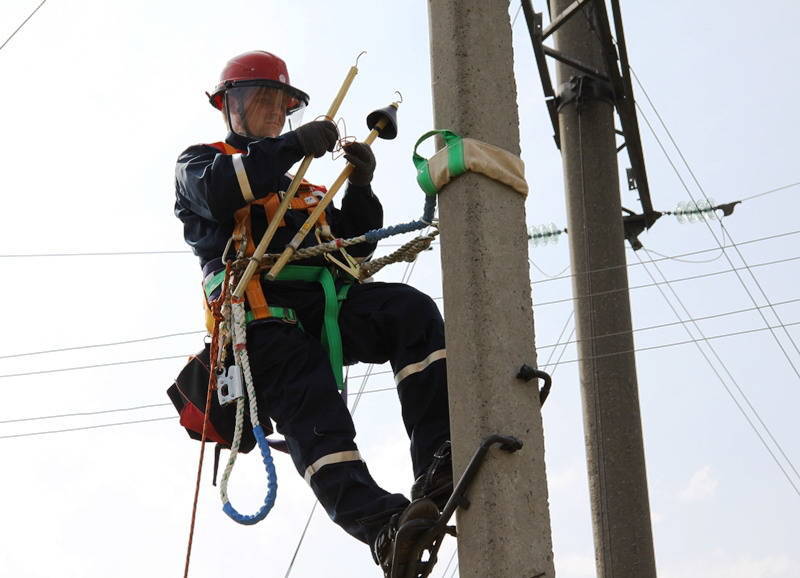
top-left (245, 279), bottom-right (450, 545)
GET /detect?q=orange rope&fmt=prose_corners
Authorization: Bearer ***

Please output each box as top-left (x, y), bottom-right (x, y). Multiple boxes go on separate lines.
top-left (183, 264), bottom-right (230, 578)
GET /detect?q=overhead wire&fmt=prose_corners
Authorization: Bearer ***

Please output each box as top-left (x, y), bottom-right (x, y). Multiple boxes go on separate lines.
top-left (634, 250), bottom-right (800, 496)
top-left (581, 11), bottom-right (800, 381)
top-left (0, 354), bottom-right (191, 379)
top-left (0, 415), bottom-right (175, 440)
top-left (532, 228), bottom-right (800, 286)
top-left (543, 319), bottom-right (800, 369)
top-left (0, 249), bottom-right (190, 258)
top-left (0, 0), bottom-right (47, 53)
top-left (739, 181), bottom-right (800, 203)
top-left (16, 318), bottom-right (793, 434)
top-left (642, 245), bottom-right (726, 265)
top-left (11, 295), bottom-right (798, 427)
top-left (535, 296), bottom-right (800, 350)
top-left (529, 257), bottom-right (572, 279)
top-left (0, 330), bottom-right (205, 360)
top-left (0, 357), bottom-right (395, 381)
top-left (533, 254), bottom-right (800, 308)
top-left (580, 17), bottom-right (800, 494)
top-left (0, 385), bottom-right (401, 439)
top-left (0, 229), bottom-right (794, 365)
top-left (0, 239), bottom-right (434, 259)
top-left (631, 71), bottom-right (800, 381)
top-left (0, 402), bottom-right (173, 424)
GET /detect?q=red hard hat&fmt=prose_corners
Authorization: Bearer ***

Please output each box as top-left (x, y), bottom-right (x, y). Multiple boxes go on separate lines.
top-left (207, 50), bottom-right (309, 113)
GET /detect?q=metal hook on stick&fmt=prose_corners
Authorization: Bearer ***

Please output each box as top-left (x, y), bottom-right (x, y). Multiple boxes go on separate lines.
top-left (265, 98), bottom-right (400, 280)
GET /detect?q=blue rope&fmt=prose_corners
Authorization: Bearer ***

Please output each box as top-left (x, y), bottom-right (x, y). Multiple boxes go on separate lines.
top-left (222, 424), bottom-right (278, 525)
top-left (364, 196), bottom-right (437, 243)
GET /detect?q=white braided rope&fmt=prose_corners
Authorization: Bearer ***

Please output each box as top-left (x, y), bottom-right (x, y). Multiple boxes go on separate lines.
top-left (218, 300), bottom-right (262, 505)
top-left (219, 397), bottom-right (245, 504)
top-left (232, 301), bottom-right (260, 423)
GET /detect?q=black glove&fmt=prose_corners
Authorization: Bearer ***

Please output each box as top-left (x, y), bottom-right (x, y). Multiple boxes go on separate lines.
top-left (293, 120), bottom-right (338, 158)
top-left (344, 141), bottom-right (376, 186)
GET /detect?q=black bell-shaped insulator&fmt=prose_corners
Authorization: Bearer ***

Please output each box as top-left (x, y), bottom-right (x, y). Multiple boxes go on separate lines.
top-left (366, 103), bottom-right (399, 140)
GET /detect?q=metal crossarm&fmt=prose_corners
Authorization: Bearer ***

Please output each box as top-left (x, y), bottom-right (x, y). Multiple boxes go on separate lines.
top-left (542, 0), bottom-right (597, 39)
top-left (522, 4), bottom-right (561, 147)
top-left (592, 0), bottom-right (655, 216)
top-left (522, 0), bottom-right (660, 243)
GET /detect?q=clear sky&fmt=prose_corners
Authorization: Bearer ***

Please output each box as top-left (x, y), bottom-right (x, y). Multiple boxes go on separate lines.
top-left (1, 1), bottom-right (798, 577)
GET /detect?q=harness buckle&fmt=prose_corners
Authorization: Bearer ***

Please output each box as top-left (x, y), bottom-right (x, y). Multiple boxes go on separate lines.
top-left (217, 364), bottom-right (244, 405)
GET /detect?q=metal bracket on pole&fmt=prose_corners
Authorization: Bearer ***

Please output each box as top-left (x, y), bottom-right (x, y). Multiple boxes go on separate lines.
top-left (398, 435), bottom-right (525, 578)
top-left (622, 206), bottom-right (662, 250)
top-left (522, 0), bottom-right (660, 238)
top-left (516, 364), bottom-right (553, 406)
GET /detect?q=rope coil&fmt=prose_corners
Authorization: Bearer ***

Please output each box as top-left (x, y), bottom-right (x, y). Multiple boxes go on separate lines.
top-left (216, 279), bottom-right (278, 525)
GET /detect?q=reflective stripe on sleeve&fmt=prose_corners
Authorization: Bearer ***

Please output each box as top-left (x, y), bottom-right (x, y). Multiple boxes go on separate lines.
top-left (394, 349), bottom-right (446, 385)
top-left (303, 450), bottom-right (363, 484)
top-left (231, 153), bottom-right (255, 202)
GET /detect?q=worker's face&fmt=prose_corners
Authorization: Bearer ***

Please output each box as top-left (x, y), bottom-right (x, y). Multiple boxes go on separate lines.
top-left (225, 86), bottom-right (288, 138)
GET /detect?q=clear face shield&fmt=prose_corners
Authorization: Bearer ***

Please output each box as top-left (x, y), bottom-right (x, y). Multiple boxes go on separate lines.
top-left (224, 85), bottom-right (306, 139)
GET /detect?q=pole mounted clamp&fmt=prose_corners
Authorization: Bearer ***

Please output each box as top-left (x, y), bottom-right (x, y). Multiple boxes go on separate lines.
top-left (516, 364), bottom-right (553, 406)
top-left (557, 75), bottom-right (614, 111)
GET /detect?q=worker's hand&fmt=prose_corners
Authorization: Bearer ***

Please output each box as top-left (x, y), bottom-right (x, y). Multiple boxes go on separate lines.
top-left (344, 142), bottom-right (376, 186)
top-left (294, 120), bottom-right (338, 158)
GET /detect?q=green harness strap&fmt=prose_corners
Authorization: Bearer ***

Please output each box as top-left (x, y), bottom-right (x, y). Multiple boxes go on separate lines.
top-left (273, 265), bottom-right (351, 391)
top-left (412, 129), bottom-right (466, 196)
top-left (202, 266), bottom-right (350, 391)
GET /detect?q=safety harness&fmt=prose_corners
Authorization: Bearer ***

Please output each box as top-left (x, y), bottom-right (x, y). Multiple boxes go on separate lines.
top-left (204, 141), bottom-right (350, 390)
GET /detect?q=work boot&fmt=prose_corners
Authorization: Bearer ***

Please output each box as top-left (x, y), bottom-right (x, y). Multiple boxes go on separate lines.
top-left (372, 498), bottom-right (440, 578)
top-left (410, 441), bottom-right (453, 511)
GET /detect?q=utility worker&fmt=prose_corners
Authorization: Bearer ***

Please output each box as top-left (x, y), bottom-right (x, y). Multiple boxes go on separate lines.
top-left (173, 50), bottom-right (452, 575)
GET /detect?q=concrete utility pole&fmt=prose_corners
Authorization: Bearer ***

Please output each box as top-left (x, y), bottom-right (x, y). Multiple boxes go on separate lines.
top-left (550, 0), bottom-right (657, 576)
top-left (428, 2), bottom-right (555, 577)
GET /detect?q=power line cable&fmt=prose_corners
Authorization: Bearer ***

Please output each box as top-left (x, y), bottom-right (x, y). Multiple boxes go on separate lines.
top-left (0, 249), bottom-right (190, 258)
top-left (0, 239), bottom-right (432, 259)
top-left (739, 181), bottom-right (800, 203)
top-left (533, 254), bottom-right (800, 308)
top-left (643, 245), bottom-right (726, 265)
top-left (543, 320), bottom-right (800, 369)
top-left (0, 330), bottom-right (205, 360)
top-left (0, 0), bottom-right (47, 53)
top-left (0, 354), bottom-right (191, 379)
top-left (282, 501), bottom-right (319, 578)
top-left (0, 415), bottom-right (175, 440)
top-left (439, 548), bottom-right (458, 578)
top-left (14, 294), bottom-right (797, 425)
top-left (635, 250), bottom-right (800, 496)
top-left (7, 315), bottom-right (796, 398)
top-left (631, 69), bottom-right (800, 380)
top-left (529, 257), bottom-right (571, 279)
top-left (4, 256), bottom-right (797, 381)
top-left (511, 2), bottom-right (524, 26)
top-left (0, 385), bottom-right (400, 437)
top-left (576, 16), bottom-right (800, 371)
top-left (532, 229), bottom-right (800, 286)
top-left (0, 356), bottom-right (394, 381)
top-left (0, 402), bottom-right (172, 424)
top-left (2, 229), bottom-right (793, 363)
top-left (535, 297), bottom-right (800, 350)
